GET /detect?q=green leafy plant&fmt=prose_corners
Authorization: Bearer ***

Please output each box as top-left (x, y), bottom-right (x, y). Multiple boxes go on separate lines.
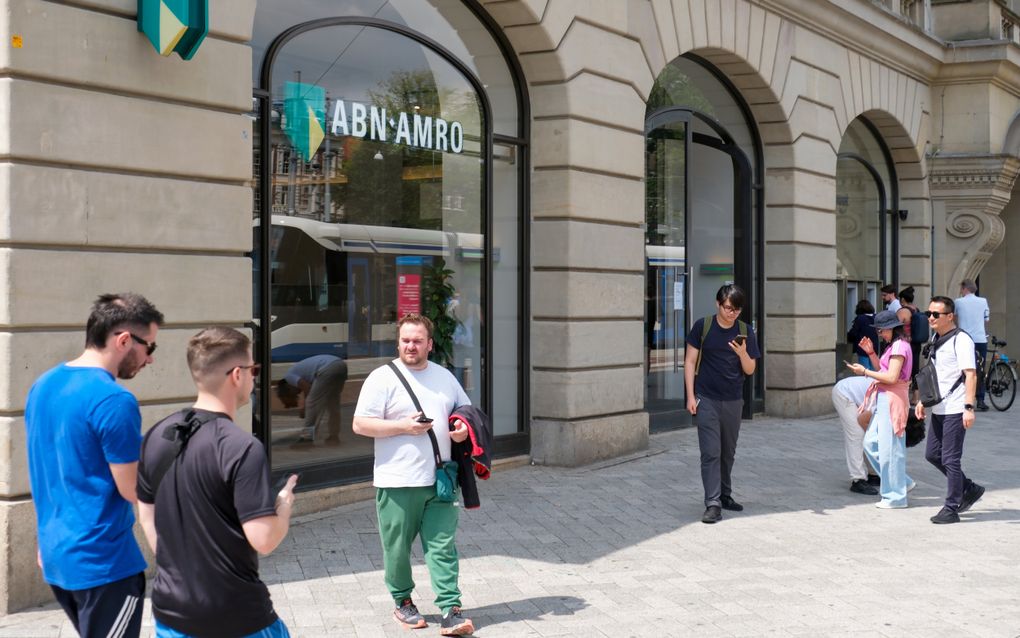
top-left (422, 258), bottom-right (457, 369)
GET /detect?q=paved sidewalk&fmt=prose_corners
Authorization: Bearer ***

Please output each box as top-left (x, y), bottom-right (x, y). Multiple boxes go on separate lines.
top-left (4, 405), bottom-right (1020, 637)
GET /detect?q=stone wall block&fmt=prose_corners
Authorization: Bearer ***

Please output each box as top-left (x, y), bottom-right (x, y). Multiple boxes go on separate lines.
top-left (0, 499), bottom-right (51, 614)
top-left (765, 386), bottom-right (833, 418)
top-left (2, 0), bottom-right (250, 111)
top-left (531, 411), bottom-right (648, 467)
top-left (762, 280), bottom-right (837, 316)
top-left (532, 220), bottom-right (643, 271)
top-left (764, 169), bottom-right (836, 212)
top-left (0, 418), bottom-right (27, 498)
top-left (531, 367), bottom-right (644, 420)
top-left (0, 79), bottom-right (251, 182)
top-left (649, 0), bottom-right (680, 63)
top-left (531, 320), bottom-right (643, 369)
top-left (765, 316), bottom-right (836, 353)
top-left (481, 0), bottom-right (546, 27)
top-left (765, 351), bottom-right (835, 390)
top-left (764, 136), bottom-right (838, 175)
top-left (0, 164), bottom-right (251, 252)
top-left (532, 271), bottom-right (643, 319)
top-left (531, 169), bottom-right (643, 224)
top-left (531, 73), bottom-right (646, 131)
top-left (0, 250), bottom-right (250, 327)
top-left (786, 98), bottom-right (843, 153)
top-left (531, 120), bottom-right (644, 179)
top-left (764, 243), bottom-right (836, 280)
top-left (763, 207), bottom-right (836, 244)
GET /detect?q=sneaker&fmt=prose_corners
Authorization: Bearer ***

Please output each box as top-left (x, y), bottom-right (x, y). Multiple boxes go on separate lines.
top-left (866, 474), bottom-right (881, 486)
top-left (930, 506), bottom-right (960, 524)
top-left (393, 599), bottom-right (427, 630)
top-left (959, 483), bottom-right (985, 513)
top-left (850, 479), bottom-right (878, 495)
top-left (875, 500), bottom-right (907, 509)
top-left (439, 607), bottom-right (474, 636)
top-left (701, 505), bottom-right (722, 524)
top-left (720, 495), bottom-right (744, 511)
top-left (976, 402), bottom-right (990, 412)
top-left (907, 479), bottom-right (917, 493)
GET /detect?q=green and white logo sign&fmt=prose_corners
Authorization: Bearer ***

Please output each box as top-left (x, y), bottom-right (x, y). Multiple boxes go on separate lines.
top-left (283, 82), bottom-right (327, 163)
top-left (137, 0), bottom-right (208, 60)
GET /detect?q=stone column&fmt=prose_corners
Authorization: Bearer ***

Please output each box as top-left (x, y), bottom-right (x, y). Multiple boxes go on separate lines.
top-left (929, 155), bottom-right (1020, 294)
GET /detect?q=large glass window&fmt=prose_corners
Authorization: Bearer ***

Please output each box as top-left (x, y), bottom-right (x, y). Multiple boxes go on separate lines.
top-left (252, 6), bottom-right (526, 480)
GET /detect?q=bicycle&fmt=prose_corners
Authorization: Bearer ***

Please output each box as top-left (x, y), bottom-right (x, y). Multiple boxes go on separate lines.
top-left (980, 336), bottom-right (1017, 411)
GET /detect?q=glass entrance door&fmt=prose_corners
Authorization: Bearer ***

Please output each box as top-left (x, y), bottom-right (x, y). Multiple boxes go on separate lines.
top-left (645, 109), bottom-right (753, 430)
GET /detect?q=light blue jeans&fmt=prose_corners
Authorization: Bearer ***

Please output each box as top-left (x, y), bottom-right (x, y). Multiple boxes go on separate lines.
top-left (862, 392), bottom-right (909, 507)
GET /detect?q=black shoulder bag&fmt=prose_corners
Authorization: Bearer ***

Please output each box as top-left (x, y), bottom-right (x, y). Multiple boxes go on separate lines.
top-left (147, 409), bottom-right (218, 496)
top-left (386, 362), bottom-right (459, 502)
top-left (913, 329), bottom-right (965, 408)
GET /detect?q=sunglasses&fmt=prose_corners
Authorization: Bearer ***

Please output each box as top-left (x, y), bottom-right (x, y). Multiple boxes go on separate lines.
top-left (117, 331), bottom-right (157, 356)
top-left (923, 311), bottom-right (951, 319)
top-left (226, 364), bottom-right (262, 376)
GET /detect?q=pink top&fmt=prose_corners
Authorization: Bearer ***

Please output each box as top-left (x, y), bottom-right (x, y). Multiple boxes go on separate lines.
top-left (879, 339), bottom-right (913, 383)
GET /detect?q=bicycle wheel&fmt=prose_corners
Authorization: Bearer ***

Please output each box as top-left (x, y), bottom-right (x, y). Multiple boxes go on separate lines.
top-left (988, 361), bottom-right (1016, 411)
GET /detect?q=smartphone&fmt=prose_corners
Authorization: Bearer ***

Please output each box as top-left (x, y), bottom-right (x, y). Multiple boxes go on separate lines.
top-left (732, 334), bottom-right (747, 345)
top-left (415, 415), bottom-right (434, 424)
top-left (843, 360), bottom-right (854, 367)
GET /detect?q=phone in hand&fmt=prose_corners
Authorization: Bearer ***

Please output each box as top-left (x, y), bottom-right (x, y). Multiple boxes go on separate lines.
top-left (732, 334), bottom-right (747, 346)
top-left (843, 360), bottom-right (854, 367)
top-left (415, 415), bottom-right (434, 424)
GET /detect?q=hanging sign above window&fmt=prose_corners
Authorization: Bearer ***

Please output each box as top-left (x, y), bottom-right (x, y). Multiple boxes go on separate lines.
top-left (137, 0), bottom-right (208, 60)
top-left (282, 82), bottom-right (465, 162)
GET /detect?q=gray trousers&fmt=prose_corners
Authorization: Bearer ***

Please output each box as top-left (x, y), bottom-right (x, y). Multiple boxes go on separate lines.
top-left (303, 359), bottom-right (348, 440)
top-left (695, 397), bottom-right (743, 507)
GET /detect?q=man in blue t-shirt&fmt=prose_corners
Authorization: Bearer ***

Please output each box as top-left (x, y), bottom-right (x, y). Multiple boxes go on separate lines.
top-left (683, 284), bottom-right (760, 524)
top-left (25, 293), bottom-right (163, 638)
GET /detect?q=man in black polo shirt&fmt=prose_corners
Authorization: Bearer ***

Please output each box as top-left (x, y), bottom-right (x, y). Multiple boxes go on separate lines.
top-left (684, 284), bottom-right (760, 524)
top-left (137, 327), bottom-right (298, 638)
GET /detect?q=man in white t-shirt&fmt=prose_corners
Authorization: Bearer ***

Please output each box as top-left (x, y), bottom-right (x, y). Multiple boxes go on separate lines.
top-left (881, 284), bottom-right (901, 314)
top-left (915, 296), bottom-right (985, 524)
top-left (353, 313), bottom-right (474, 636)
top-left (955, 279), bottom-right (991, 411)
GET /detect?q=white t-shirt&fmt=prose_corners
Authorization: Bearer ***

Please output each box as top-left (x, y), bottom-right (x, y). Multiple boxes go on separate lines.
top-left (886, 298), bottom-right (902, 314)
top-left (354, 359), bottom-right (470, 488)
top-left (834, 375), bottom-right (873, 406)
top-left (931, 330), bottom-right (976, 415)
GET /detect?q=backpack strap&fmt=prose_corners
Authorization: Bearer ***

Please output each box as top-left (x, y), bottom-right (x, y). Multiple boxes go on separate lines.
top-left (694, 317), bottom-right (748, 376)
top-left (149, 409), bottom-right (218, 497)
top-left (386, 361), bottom-right (442, 468)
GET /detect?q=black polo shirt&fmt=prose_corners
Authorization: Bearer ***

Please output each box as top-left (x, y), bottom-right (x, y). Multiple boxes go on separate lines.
top-left (137, 409), bottom-right (279, 638)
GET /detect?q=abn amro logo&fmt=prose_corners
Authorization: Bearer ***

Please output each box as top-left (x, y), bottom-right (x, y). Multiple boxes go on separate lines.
top-left (283, 82), bottom-right (327, 162)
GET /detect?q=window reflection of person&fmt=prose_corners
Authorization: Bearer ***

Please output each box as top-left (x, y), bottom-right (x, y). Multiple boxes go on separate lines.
top-left (451, 291), bottom-right (481, 389)
top-left (277, 354), bottom-right (348, 446)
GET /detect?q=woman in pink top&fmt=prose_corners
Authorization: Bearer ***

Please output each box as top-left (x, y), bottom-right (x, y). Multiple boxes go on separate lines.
top-left (847, 310), bottom-right (914, 508)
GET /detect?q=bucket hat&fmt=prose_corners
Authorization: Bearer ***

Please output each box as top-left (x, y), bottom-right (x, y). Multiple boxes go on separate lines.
top-left (873, 309), bottom-right (902, 330)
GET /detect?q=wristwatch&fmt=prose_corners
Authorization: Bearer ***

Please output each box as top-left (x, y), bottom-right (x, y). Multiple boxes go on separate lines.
top-left (964, 403), bottom-right (975, 411)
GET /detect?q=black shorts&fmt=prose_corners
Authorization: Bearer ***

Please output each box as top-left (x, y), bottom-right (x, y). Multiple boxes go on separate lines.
top-left (51, 571), bottom-right (145, 638)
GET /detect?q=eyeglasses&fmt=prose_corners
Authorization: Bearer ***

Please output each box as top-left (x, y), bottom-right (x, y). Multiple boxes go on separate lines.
top-left (117, 332), bottom-right (157, 356)
top-left (923, 311), bottom-right (951, 319)
top-left (226, 364), bottom-right (261, 376)
top-left (720, 304), bottom-right (741, 314)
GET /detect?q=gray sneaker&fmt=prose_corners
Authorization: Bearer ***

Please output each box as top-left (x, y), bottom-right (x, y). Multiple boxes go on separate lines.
top-left (393, 599), bottom-right (427, 629)
top-left (440, 607), bottom-right (475, 636)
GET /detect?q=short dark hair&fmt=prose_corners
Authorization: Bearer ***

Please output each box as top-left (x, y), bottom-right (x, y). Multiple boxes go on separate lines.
top-left (715, 284), bottom-right (745, 310)
top-left (960, 279), bottom-right (977, 294)
top-left (186, 327), bottom-right (250, 377)
top-left (930, 295), bottom-right (955, 313)
top-left (890, 325), bottom-right (908, 342)
top-left (898, 286), bottom-right (914, 304)
top-left (397, 312), bottom-right (434, 339)
top-left (880, 284), bottom-right (897, 295)
top-left (85, 293), bottom-right (164, 349)
top-left (855, 299), bottom-right (875, 315)
top-left (277, 378), bottom-right (300, 401)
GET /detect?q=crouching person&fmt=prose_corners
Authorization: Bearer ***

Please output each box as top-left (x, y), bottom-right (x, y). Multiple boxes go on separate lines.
top-left (137, 327), bottom-right (297, 638)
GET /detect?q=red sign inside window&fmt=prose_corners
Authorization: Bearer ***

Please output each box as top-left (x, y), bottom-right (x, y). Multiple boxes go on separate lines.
top-left (397, 274), bottom-right (422, 317)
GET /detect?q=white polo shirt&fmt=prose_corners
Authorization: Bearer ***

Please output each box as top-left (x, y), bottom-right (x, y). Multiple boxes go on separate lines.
top-left (954, 293), bottom-right (989, 343)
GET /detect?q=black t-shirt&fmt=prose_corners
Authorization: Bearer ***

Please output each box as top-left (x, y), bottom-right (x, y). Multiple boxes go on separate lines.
top-left (687, 316), bottom-right (761, 401)
top-left (137, 409), bottom-right (278, 638)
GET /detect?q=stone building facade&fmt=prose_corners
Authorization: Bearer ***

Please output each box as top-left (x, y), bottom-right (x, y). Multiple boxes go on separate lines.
top-left (2, 0), bottom-right (1020, 613)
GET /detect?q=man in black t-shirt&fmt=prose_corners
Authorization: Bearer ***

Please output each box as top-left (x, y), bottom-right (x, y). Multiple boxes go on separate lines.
top-left (137, 328), bottom-right (298, 638)
top-left (683, 285), bottom-right (760, 525)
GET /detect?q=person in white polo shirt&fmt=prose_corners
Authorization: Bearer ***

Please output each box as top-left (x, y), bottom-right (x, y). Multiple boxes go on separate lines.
top-left (955, 279), bottom-right (990, 411)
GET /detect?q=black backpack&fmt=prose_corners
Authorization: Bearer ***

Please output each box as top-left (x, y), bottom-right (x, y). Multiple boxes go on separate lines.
top-left (910, 308), bottom-right (929, 344)
top-left (913, 329), bottom-right (964, 408)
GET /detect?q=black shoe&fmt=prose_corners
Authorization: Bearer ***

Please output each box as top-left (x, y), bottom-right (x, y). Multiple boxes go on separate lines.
top-left (866, 474), bottom-right (881, 487)
top-left (439, 607), bottom-right (475, 636)
top-left (976, 402), bottom-right (989, 412)
top-left (930, 507), bottom-right (960, 524)
top-left (393, 598), bottom-right (427, 629)
top-left (850, 479), bottom-right (879, 495)
top-left (720, 495), bottom-right (744, 511)
top-left (701, 505), bottom-right (722, 524)
top-left (959, 483), bottom-right (985, 513)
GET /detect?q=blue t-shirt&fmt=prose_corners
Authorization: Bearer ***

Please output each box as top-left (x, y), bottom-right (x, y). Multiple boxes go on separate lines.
top-left (283, 354), bottom-right (342, 385)
top-left (687, 316), bottom-right (761, 401)
top-left (25, 364), bottom-right (147, 590)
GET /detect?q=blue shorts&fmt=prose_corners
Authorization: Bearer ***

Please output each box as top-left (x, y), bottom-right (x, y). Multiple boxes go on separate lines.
top-left (155, 618), bottom-right (291, 638)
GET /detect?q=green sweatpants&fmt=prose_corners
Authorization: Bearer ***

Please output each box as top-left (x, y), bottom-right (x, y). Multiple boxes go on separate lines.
top-left (376, 486), bottom-right (461, 612)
